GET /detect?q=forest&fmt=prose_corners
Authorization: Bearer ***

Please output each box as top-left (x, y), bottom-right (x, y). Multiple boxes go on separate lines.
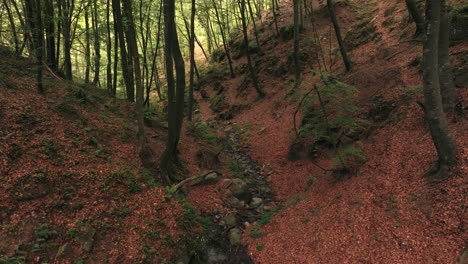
top-left (0, 0), bottom-right (467, 263)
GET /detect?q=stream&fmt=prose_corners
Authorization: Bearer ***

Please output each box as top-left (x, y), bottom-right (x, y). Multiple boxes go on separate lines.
top-left (183, 125), bottom-right (274, 264)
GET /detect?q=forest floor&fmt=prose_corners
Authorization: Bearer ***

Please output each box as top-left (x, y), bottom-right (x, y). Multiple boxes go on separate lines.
top-left (0, 0), bottom-right (466, 263)
top-left (190, 0), bottom-right (468, 263)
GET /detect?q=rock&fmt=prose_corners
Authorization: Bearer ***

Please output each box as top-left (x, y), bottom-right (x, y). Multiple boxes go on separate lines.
top-left (230, 179), bottom-right (252, 203)
top-left (229, 228), bottom-right (242, 246)
top-left (250, 197), bottom-right (263, 208)
top-left (220, 214), bottom-right (237, 227)
top-left (77, 223), bottom-right (96, 253)
top-left (204, 172), bottom-right (219, 183)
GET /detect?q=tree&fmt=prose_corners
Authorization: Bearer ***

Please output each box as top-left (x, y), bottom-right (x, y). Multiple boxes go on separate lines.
top-left (44, 0), bottom-right (57, 71)
top-left (160, 0), bottom-right (186, 184)
top-left (187, 0), bottom-right (196, 121)
top-left (92, 0), bottom-right (100, 86)
top-left (121, 0), bottom-right (151, 162)
top-left (25, 0), bottom-right (44, 93)
top-left (438, 0), bottom-right (455, 113)
top-left (405, 0), bottom-right (425, 36)
top-left (60, 0), bottom-right (74, 80)
top-left (293, 0), bottom-right (301, 89)
top-left (112, 0), bottom-right (135, 101)
top-left (211, 0), bottom-right (235, 78)
top-left (239, 0), bottom-right (264, 98)
top-left (326, 0), bottom-right (351, 72)
top-left (422, 0), bottom-right (457, 177)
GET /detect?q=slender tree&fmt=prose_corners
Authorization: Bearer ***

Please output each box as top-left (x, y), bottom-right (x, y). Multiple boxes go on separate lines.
top-left (438, 0), bottom-right (455, 113)
top-left (405, 0), bottom-right (425, 36)
top-left (92, 0), bottom-right (100, 86)
top-left (44, 0), bottom-right (56, 70)
top-left (239, 0), bottom-right (264, 98)
top-left (84, 1), bottom-right (91, 83)
top-left (61, 0), bottom-right (74, 80)
top-left (3, 0), bottom-right (19, 53)
top-left (293, 0), bottom-right (301, 89)
top-left (326, 0), bottom-right (351, 72)
top-left (422, 0), bottom-right (457, 177)
top-left (211, 0), bottom-right (235, 78)
top-left (161, 0), bottom-right (186, 183)
top-left (187, 0), bottom-right (196, 121)
top-left (112, 0), bottom-right (134, 101)
top-left (106, 0), bottom-right (112, 93)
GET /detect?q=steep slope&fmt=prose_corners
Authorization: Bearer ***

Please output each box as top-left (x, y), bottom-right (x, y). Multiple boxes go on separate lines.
top-left (194, 0), bottom-right (467, 263)
top-left (0, 46), bottom-right (206, 263)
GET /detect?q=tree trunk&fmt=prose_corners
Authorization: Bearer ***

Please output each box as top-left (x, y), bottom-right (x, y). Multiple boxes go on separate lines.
top-left (438, 0), bottom-right (455, 113)
top-left (212, 0), bottom-right (235, 78)
top-left (405, 0), bottom-right (424, 36)
top-left (92, 0), bottom-right (100, 86)
top-left (161, 0), bottom-right (185, 184)
top-left (44, 0), bottom-right (56, 70)
top-left (25, 0), bottom-right (44, 93)
top-left (188, 0), bottom-right (196, 121)
top-left (61, 0), bottom-right (73, 80)
top-left (422, 0), bottom-right (457, 177)
top-left (240, 0), bottom-right (264, 98)
top-left (272, 0), bottom-right (279, 36)
top-left (112, 0), bottom-right (134, 101)
top-left (106, 0), bottom-right (112, 94)
top-left (293, 0), bottom-right (301, 89)
top-left (247, 0), bottom-right (261, 52)
top-left (327, 0), bottom-right (351, 72)
top-left (85, 2), bottom-right (90, 83)
top-left (3, 0), bottom-right (19, 53)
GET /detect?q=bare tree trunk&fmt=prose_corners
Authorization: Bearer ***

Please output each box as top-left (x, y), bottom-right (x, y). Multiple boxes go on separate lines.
top-left (161, 0), bottom-right (186, 183)
top-left (326, 0), bottom-right (351, 72)
top-left (247, 0), bottom-right (261, 52)
top-left (121, 0), bottom-right (151, 162)
top-left (3, 0), bottom-right (19, 53)
top-left (44, 0), bottom-right (56, 70)
top-left (240, 0), bottom-right (264, 98)
top-left (112, 0), bottom-right (134, 101)
top-left (272, 0), bottom-right (279, 36)
top-left (438, 0), bottom-right (455, 113)
top-left (405, 0), bottom-right (424, 36)
top-left (61, 0), bottom-right (73, 80)
top-left (188, 0), bottom-right (196, 121)
top-left (422, 0), bottom-right (456, 177)
top-left (106, 0), bottom-right (112, 93)
top-left (293, 0), bottom-right (301, 89)
top-left (84, 2), bottom-right (90, 83)
top-left (92, 0), bottom-right (100, 86)
top-left (212, 0), bottom-right (235, 78)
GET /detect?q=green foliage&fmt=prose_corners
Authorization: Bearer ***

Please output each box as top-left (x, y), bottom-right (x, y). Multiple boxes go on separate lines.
top-left (208, 93), bottom-right (228, 113)
top-left (186, 121), bottom-right (219, 146)
top-left (287, 194), bottom-right (305, 206)
top-left (229, 159), bottom-right (244, 179)
top-left (249, 226), bottom-right (261, 238)
top-left (299, 73), bottom-right (369, 170)
top-left (102, 169), bottom-right (142, 193)
top-left (258, 204), bottom-right (285, 227)
top-left (32, 224), bottom-right (58, 253)
top-left (256, 243), bottom-right (265, 251)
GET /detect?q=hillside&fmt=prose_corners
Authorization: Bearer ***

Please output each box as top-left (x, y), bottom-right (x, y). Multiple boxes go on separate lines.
top-left (190, 0), bottom-right (467, 263)
top-left (0, 0), bottom-right (467, 263)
